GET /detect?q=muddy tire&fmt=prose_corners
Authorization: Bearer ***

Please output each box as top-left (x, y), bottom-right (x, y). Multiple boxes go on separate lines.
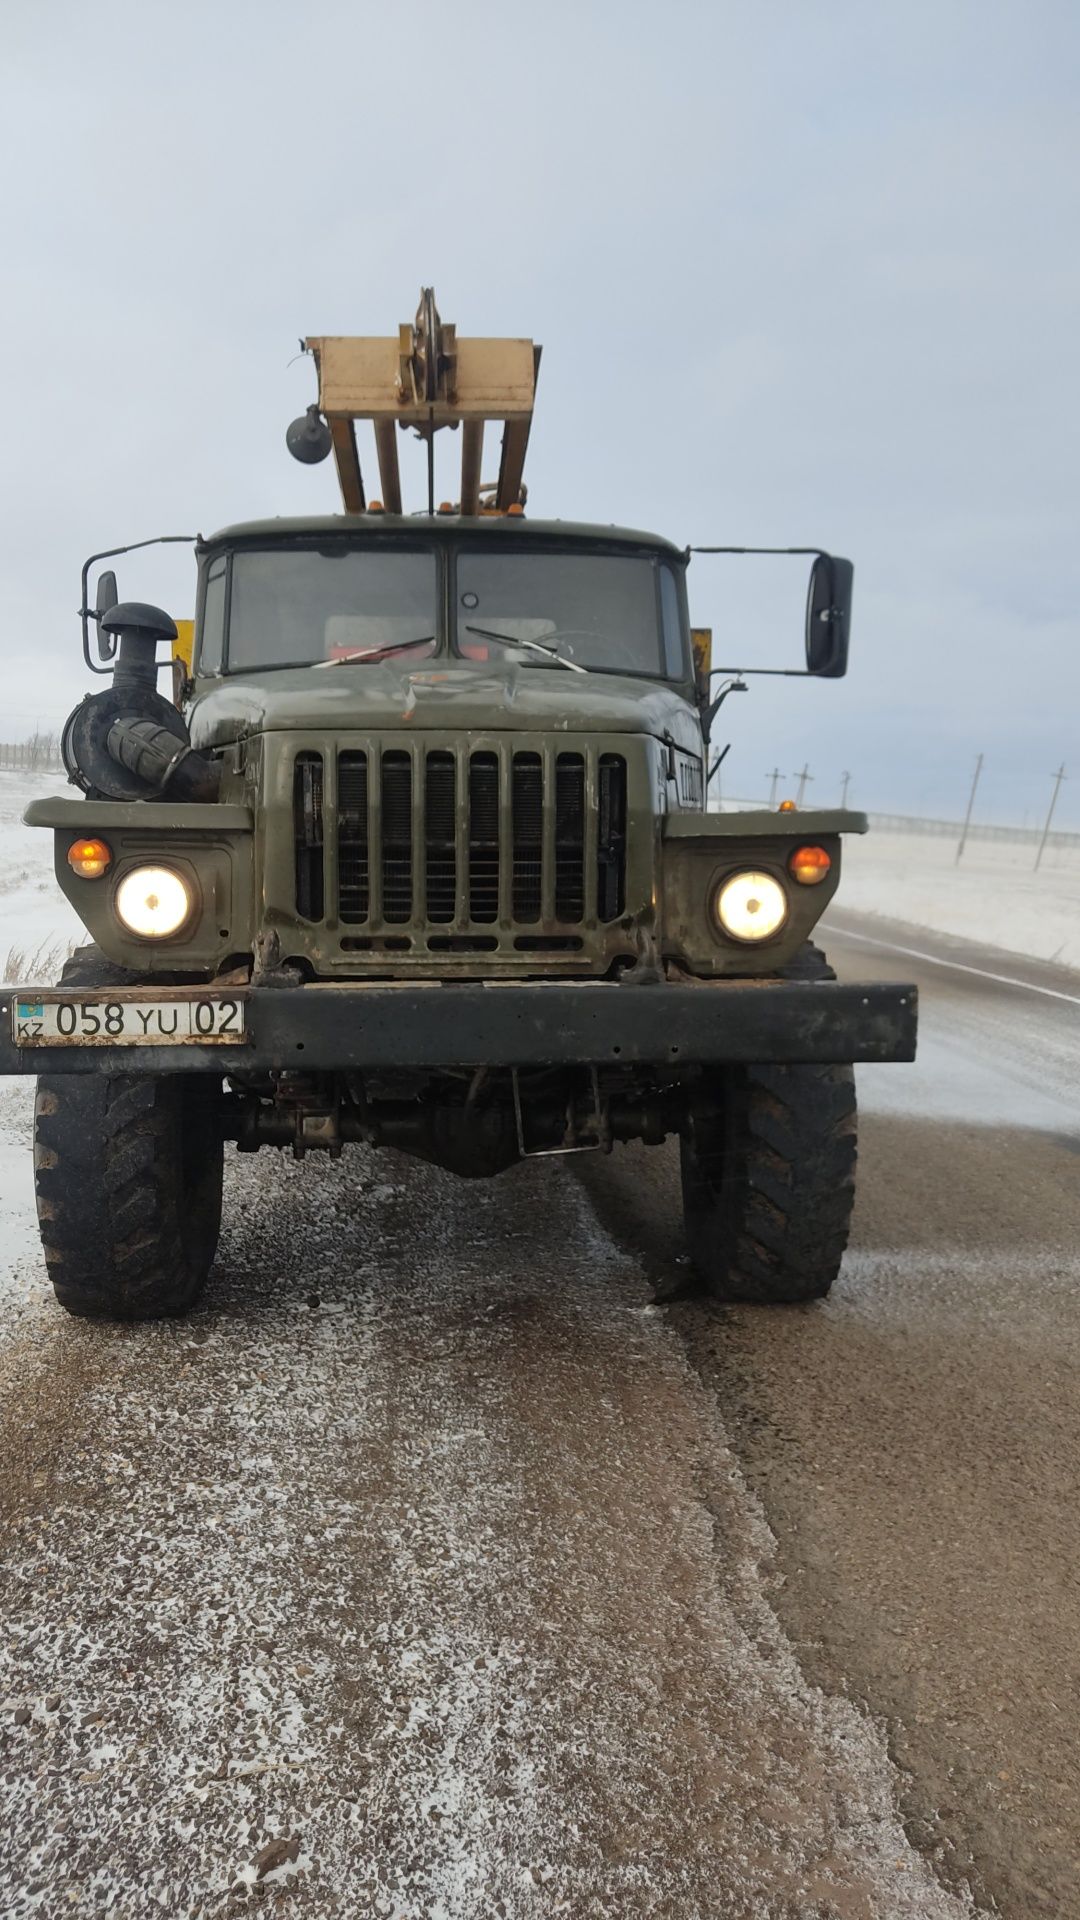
top-left (680, 942), bottom-right (857, 1304)
top-left (33, 946), bottom-right (224, 1321)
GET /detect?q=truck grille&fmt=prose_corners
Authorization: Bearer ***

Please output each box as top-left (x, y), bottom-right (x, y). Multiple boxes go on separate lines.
top-left (293, 744), bottom-right (627, 939)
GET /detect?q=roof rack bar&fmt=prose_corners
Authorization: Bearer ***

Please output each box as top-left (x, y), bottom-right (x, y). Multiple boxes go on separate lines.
top-left (373, 418), bottom-right (403, 515)
top-left (460, 420), bottom-right (484, 516)
top-left (496, 417), bottom-right (531, 513)
top-left (328, 416), bottom-right (365, 514)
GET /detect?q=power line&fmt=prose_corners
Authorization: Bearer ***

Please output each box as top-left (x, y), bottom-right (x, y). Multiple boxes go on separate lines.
top-left (1035, 764), bottom-right (1066, 871)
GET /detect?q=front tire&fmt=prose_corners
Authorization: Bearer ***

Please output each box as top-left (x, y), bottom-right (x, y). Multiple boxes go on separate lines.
top-left (680, 943), bottom-right (857, 1304)
top-left (33, 946), bottom-right (224, 1321)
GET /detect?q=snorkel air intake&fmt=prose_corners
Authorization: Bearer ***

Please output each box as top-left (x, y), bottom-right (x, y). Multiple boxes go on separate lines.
top-left (61, 603), bottom-right (221, 803)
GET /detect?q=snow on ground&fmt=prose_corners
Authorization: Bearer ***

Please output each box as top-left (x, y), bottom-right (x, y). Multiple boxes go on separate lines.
top-left (840, 828), bottom-right (1080, 971)
top-left (0, 769), bottom-right (82, 982)
top-left (0, 772), bottom-right (83, 1360)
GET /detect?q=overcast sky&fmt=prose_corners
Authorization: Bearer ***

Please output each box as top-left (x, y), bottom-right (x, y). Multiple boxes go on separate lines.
top-left (1, 0), bottom-right (1077, 824)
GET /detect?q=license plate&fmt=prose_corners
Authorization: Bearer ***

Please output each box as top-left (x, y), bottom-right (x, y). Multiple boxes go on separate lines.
top-left (11, 995), bottom-right (247, 1046)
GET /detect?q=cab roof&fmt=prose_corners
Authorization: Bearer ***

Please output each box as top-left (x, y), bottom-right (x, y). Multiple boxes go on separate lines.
top-left (200, 514), bottom-right (687, 562)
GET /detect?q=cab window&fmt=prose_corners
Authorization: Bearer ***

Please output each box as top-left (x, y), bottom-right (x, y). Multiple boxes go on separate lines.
top-left (198, 556), bottom-right (227, 675)
top-left (659, 565), bottom-right (688, 679)
top-left (454, 549), bottom-right (673, 678)
top-left (224, 546), bottom-right (437, 671)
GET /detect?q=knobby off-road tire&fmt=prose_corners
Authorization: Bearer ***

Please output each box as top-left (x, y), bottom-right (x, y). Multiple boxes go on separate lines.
top-left (33, 945), bottom-right (224, 1321)
top-left (680, 942), bottom-right (857, 1305)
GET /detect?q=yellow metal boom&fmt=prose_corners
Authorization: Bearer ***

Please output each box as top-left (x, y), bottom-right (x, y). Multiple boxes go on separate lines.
top-left (304, 288), bottom-right (541, 516)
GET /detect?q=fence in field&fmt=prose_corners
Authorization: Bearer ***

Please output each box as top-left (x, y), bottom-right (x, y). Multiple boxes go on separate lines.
top-left (0, 740), bottom-right (64, 773)
top-left (865, 810), bottom-right (1080, 851)
top-left (717, 796), bottom-right (1080, 853)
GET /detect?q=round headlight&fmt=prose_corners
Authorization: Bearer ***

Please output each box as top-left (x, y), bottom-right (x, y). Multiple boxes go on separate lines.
top-left (115, 865), bottom-right (193, 939)
top-left (715, 870), bottom-right (788, 943)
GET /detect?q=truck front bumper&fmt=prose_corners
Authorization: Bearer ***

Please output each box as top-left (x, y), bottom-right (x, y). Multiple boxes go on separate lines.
top-left (1, 978), bottom-right (917, 1076)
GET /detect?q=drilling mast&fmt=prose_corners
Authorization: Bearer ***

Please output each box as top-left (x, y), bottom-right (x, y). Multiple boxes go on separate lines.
top-left (291, 288), bottom-right (541, 517)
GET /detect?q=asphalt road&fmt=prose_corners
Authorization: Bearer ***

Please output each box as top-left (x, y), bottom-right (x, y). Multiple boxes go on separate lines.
top-left (1, 914), bottom-right (1078, 1917)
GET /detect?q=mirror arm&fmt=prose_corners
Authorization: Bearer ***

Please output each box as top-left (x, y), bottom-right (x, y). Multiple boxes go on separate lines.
top-left (686, 544), bottom-right (827, 560)
top-left (685, 546), bottom-right (851, 682)
top-left (703, 676), bottom-right (748, 740)
top-left (80, 535), bottom-right (198, 676)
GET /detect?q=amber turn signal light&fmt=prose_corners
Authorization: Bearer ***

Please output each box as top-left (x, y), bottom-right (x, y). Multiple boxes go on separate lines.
top-left (778, 798), bottom-right (797, 812)
top-left (67, 837), bottom-right (112, 880)
top-left (789, 844), bottom-right (832, 886)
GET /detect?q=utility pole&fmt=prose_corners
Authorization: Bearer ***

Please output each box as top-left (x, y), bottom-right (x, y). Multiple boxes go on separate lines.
top-left (956, 753), bottom-right (983, 864)
top-left (707, 743), bottom-right (732, 811)
top-left (1035, 764), bottom-right (1066, 871)
top-left (795, 763), bottom-right (813, 806)
top-left (767, 767), bottom-right (784, 809)
top-left (840, 770), bottom-right (851, 808)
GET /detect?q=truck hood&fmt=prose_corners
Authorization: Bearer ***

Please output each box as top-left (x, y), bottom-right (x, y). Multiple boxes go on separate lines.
top-left (189, 663), bottom-right (701, 749)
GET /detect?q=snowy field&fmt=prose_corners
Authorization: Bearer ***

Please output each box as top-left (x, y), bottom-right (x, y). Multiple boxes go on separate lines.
top-left (840, 828), bottom-right (1080, 971)
top-left (0, 770), bottom-right (82, 982)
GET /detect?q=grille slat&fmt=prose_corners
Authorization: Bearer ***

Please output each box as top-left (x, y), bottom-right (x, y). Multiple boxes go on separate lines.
top-left (338, 751), bottom-right (369, 922)
top-left (296, 745), bottom-right (627, 937)
top-left (511, 752), bottom-right (544, 923)
top-left (468, 752), bottom-right (500, 923)
top-left (293, 753), bottom-right (325, 922)
top-left (597, 754), bottom-right (627, 922)
top-left (381, 751), bottom-right (413, 924)
top-left (425, 751), bottom-right (457, 922)
top-left (554, 753), bottom-right (585, 923)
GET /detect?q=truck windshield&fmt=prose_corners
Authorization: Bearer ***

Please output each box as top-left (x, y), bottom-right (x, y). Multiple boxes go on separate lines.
top-left (454, 550), bottom-right (681, 679)
top-left (225, 547), bottom-right (437, 670)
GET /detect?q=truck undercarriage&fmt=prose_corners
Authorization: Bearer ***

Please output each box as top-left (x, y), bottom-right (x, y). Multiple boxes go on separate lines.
top-left (4, 972), bottom-right (915, 1175)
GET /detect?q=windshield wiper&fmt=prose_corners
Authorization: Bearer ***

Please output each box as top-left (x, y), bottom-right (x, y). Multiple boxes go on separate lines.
top-left (464, 624), bottom-right (589, 674)
top-left (313, 635), bottom-right (435, 668)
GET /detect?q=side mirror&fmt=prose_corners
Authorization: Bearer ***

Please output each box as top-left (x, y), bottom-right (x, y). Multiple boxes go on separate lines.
top-left (805, 555), bottom-right (853, 677)
top-left (94, 570), bottom-right (120, 663)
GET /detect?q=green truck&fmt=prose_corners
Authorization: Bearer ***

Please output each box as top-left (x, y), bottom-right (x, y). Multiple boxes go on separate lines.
top-left (1, 293), bottom-right (916, 1320)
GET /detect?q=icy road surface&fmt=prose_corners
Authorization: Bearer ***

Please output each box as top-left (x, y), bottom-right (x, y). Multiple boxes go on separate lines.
top-left (0, 903), bottom-right (1077, 1912)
